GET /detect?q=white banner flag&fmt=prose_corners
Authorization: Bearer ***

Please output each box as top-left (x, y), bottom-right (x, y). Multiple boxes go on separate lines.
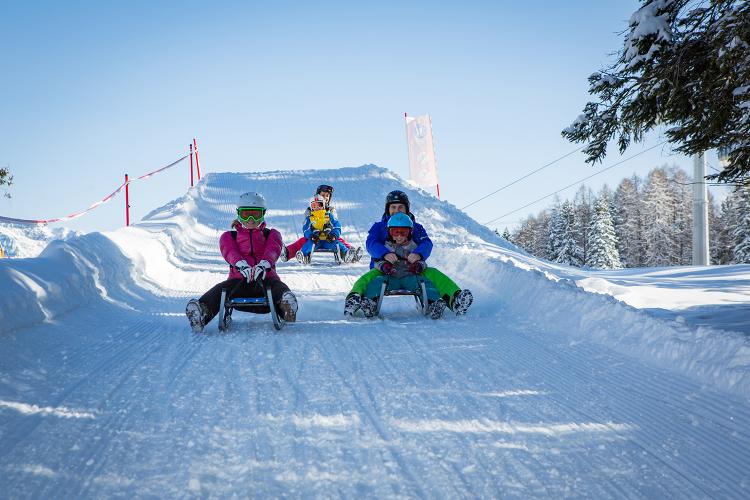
top-left (405, 114), bottom-right (439, 188)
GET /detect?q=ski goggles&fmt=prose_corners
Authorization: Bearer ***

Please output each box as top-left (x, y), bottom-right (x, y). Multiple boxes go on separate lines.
top-left (237, 207), bottom-right (265, 222)
top-left (310, 201), bottom-right (325, 210)
top-left (388, 227), bottom-right (411, 238)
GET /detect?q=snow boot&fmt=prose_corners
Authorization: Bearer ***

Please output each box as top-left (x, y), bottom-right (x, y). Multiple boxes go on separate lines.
top-left (186, 299), bottom-right (209, 333)
top-left (349, 246), bottom-right (363, 263)
top-left (360, 297), bottom-right (378, 318)
top-left (426, 298), bottom-right (447, 319)
top-left (278, 291), bottom-right (298, 322)
top-left (279, 245), bottom-right (289, 262)
top-left (344, 292), bottom-right (362, 316)
top-left (451, 289), bottom-right (473, 316)
top-left (296, 250), bottom-right (311, 265)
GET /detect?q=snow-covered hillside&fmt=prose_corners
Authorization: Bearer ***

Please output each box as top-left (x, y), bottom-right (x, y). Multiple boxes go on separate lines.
top-left (0, 223), bottom-right (76, 259)
top-left (1, 165), bottom-right (749, 497)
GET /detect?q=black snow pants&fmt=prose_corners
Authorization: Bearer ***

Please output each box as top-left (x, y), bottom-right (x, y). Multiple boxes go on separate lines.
top-left (199, 278), bottom-right (291, 324)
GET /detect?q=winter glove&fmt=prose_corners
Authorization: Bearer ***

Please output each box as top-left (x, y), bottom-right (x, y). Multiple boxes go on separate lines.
top-left (311, 230), bottom-right (321, 243)
top-left (326, 231), bottom-right (337, 242)
top-left (408, 260), bottom-right (426, 274)
top-left (235, 260), bottom-right (252, 282)
top-left (380, 262), bottom-right (396, 276)
top-left (383, 253), bottom-right (399, 264)
top-left (251, 260), bottom-right (271, 282)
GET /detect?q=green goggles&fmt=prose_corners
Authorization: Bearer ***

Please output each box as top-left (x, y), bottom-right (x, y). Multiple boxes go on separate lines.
top-left (237, 207), bottom-right (266, 222)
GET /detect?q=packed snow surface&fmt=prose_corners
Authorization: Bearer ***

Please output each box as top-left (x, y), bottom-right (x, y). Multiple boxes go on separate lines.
top-left (1, 165), bottom-right (749, 497)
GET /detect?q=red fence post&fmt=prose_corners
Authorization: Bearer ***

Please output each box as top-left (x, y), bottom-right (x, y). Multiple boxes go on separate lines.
top-left (193, 138), bottom-right (201, 180)
top-left (190, 143), bottom-right (194, 187)
top-left (125, 174), bottom-right (130, 226)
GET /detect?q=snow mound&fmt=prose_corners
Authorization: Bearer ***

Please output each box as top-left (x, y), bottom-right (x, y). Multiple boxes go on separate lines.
top-left (0, 164), bottom-right (748, 396)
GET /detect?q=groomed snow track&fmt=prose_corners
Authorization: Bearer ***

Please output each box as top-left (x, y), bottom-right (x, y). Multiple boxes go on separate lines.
top-left (1, 165), bottom-right (749, 498)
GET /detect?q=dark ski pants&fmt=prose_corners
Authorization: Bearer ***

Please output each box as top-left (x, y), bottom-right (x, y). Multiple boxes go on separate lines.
top-left (199, 278), bottom-right (291, 324)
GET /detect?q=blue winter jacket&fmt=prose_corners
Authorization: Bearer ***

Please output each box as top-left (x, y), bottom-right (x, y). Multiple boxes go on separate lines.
top-left (302, 209), bottom-right (342, 239)
top-left (366, 212), bottom-right (433, 269)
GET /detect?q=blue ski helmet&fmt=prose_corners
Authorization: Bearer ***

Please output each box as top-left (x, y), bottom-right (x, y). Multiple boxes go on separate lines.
top-left (387, 212), bottom-right (413, 229)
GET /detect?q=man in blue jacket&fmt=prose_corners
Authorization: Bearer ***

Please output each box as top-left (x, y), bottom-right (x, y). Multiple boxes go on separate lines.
top-left (366, 190), bottom-right (433, 269)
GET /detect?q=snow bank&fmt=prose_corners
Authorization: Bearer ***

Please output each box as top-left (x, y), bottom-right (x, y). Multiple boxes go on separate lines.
top-left (432, 246), bottom-right (750, 396)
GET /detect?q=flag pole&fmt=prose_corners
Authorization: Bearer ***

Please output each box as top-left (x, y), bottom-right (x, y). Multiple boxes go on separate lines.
top-left (429, 114), bottom-right (440, 200)
top-left (193, 138), bottom-right (201, 180)
top-left (125, 174), bottom-right (130, 226)
top-left (404, 112), bottom-right (410, 183)
top-left (189, 143), bottom-right (194, 187)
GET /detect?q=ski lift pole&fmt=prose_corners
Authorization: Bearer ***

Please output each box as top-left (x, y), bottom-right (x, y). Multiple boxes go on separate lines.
top-left (125, 174), bottom-right (130, 226)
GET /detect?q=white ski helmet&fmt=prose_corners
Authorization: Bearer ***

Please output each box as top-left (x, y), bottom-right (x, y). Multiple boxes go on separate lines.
top-left (238, 192), bottom-right (267, 209)
top-left (310, 194), bottom-right (326, 209)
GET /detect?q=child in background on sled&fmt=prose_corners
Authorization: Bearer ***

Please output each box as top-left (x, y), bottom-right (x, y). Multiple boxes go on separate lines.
top-left (344, 212), bottom-right (469, 319)
top-left (185, 192), bottom-right (298, 332)
top-left (280, 184), bottom-right (363, 263)
top-left (293, 194), bottom-right (351, 264)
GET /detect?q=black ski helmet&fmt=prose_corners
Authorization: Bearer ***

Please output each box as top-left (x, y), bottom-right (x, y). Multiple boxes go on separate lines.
top-left (316, 184), bottom-right (334, 196)
top-left (316, 184), bottom-right (334, 207)
top-left (385, 190), bottom-right (410, 214)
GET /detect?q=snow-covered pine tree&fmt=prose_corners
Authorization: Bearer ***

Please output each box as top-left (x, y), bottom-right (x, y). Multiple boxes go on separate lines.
top-left (642, 168), bottom-right (675, 266)
top-left (707, 191), bottom-right (723, 264)
top-left (502, 227), bottom-right (511, 242)
top-left (552, 200), bottom-right (583, 266)
top-left (613, 175), bottom-right (644, 267)
top-left (573, 186), bottom-right (595, 265)
top-left (587, 197), bottom-right (622, 269)
top-left (562, 1), bottom-right (750, 184)
top-left (713, 194), bottom-right (737, 264)
top-left (732, 185), bottom-right (750, 263)
top-left (547, 201), bottom-right (563, 262)
top-left (532, 210), bottom-right (552, 260)
top-left (667, 165), bottom-right (693, 265)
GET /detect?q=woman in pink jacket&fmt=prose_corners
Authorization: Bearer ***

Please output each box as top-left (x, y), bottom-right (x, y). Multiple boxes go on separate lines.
top-left (186, 192), bottom-right (298, 332)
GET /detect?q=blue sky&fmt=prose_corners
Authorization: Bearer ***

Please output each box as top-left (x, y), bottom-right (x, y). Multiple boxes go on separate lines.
top-left (0, 1), bottom-right (728, 233)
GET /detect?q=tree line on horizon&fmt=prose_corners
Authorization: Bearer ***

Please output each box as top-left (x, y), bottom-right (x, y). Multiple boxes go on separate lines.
top-left (502, 165), bottom-right (750, 269)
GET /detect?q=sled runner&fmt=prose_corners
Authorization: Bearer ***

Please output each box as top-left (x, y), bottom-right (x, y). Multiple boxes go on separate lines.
top-left (372, 276), bottom-right (430, 317)
top-left (217, 280), bottom-right (285, 331)
top-left (296, 244), bottom-right (343, 266)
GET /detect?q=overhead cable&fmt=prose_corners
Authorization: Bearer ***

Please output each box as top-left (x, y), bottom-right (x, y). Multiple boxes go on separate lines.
top-left (484, 141), bottom-right (668, 226)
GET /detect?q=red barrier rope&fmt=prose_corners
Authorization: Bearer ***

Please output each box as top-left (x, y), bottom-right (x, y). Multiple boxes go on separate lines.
top-left (0, 154), bottom-right (189, 226)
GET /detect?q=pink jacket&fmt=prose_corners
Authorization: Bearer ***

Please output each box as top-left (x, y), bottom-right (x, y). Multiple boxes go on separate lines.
top-left (220, 222), bottom-right (283, 281)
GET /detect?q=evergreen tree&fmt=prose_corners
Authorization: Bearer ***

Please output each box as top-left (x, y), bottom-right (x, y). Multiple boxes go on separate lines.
top-left (573, 186), bottom-right (595, 265)
top-left (642, 168), bottom-right (675, 266)
top-left (613, 175), bottom-right (644, 267)
top-left (708, 191), bottom-right (725, 264)
top-left (0, 166), bottom-right (11, 199)
top-left (552, 200), bottom-right (583, 266)
top-left (502, 227), bottom-right (511, 242)
top-left (714, 194), bottom-right (738, 264)
top-left (666, 165), bottom-right (693, 264)
top-left (562, 1), bottom-right (750, 184)
top-left (547, 202), bottom-right (563, 262)
top-left (588, 197), bottom-right (622, 269)
top-left (732, 185), bottom-right (750, 263)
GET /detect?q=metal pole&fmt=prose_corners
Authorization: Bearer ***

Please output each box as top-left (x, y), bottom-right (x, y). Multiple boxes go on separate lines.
top-left (692, 153), bottom-right (709, 265)
top-left (193, 138), bottom-right (201, 180)
top-left (125, 174), bottom-right (130, 227)
top-left (190, 143), bottom-right (194, 187)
